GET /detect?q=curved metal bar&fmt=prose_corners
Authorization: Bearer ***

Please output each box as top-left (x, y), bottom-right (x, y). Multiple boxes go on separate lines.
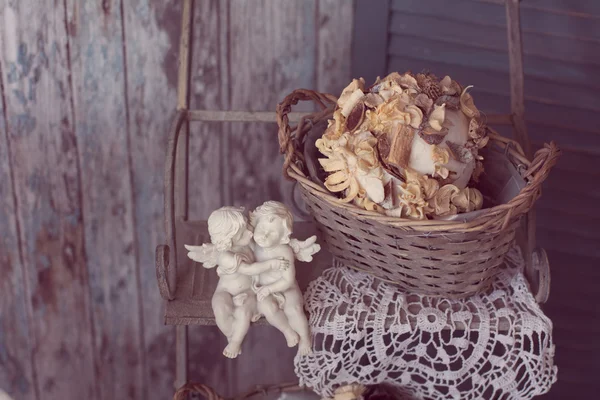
top-left (162, 109), bottom-right (187, 300)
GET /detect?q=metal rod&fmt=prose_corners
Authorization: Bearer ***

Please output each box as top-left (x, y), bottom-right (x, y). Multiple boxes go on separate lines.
top-left (188, 110), bottom-right (313, 123)
top-left (177, 0), bottom-right (193, 110)
top-left (175, 325), bottom-right (189, 390)
top-left (505, 0), bottom-right (532, 158)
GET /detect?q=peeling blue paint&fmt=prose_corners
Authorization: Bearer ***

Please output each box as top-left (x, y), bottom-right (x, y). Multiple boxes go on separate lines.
top-left (11, 113), bottom-right (36, 136)
top-left (12, 89), bottom-right (27, 105)
top-left (17, 43), bottom-right (33, 77)
top-left (38, 254), bottom-right (51, 269)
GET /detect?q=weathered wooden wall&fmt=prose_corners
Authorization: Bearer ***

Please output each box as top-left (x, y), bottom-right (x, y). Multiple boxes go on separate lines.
top-left (0, 0), bottom-right (353, 399)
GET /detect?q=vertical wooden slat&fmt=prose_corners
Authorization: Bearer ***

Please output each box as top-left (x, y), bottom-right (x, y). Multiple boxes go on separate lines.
top-left (316, 0), bottom-right (354, 94)
top-left (0, 0), bottom-right (97, 398)
top-left (0, 47), bottom-right (37, 400)
top-left (174, 0), bottom-right (193, 390)
top-left (227, 0), bottom-right (317, 212)
top-left (505, 0), bottom-right (532, 158)
top-left (351, 0), bottom-right (390, 83)
top-left (64, 1), bottom-right (144, 399)
top-left (188, 0), bottom-right (226, 220)
top-left (122, 0), bottom-right (180, 398)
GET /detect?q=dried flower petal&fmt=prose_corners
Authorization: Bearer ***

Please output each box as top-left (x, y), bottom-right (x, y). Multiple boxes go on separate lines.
top-left (414, 93), bottom-right (433, 114)
top-left (428, 104), bottom-right (446, 131)
top-left (363, 92), bottom-right (384, 108)
top-left (341, 89), bottom-right (365, 117)
top-left (452, 187), bottom-right (483, 212)
top-left (337, 78), bottom-right (365, 109)
top-left (460, 86), bottom-right (480, 119)
top-left (431, 184), bottom-right (460, 216)
top-left (346, 102), bottom-right (366, 132)
top-left (406, 105), bottom-right (424, 129)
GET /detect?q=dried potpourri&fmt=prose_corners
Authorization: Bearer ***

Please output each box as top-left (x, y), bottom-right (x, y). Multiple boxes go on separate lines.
top-left (316, 72), bottom-right (488, 219)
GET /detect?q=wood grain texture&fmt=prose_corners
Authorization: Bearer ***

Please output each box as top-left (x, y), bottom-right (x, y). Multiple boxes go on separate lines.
top-left (351, 0), bottom-right (390, 84)
top-left (0, 48), bottom-right (37, 400)
top-left (317, 0), bottom-right (354, 94)
top-left (0, 0), bottom-right (97, 398)
top-left (188, 0), bottom-right (226, 220)
top-left (505, 0), bottom-right (530, 157)
top-left (393, 0), bottom-right (600, 42)
top-left (122, 0), bottom-right (180, 397)
top-left (64, 1), bottom-right (144, 399)
top-left (226, 0), bottom-right (317, 212)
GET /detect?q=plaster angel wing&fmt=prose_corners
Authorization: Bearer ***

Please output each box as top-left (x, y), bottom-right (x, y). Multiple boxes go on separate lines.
top-left (184, 243), bottom-right (218, 269)
top-left (289, 235), bottom-right (321, 262)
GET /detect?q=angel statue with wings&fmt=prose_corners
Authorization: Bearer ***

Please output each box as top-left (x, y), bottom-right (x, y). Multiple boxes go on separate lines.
top-left (185, 203), bottom-right (320, 358)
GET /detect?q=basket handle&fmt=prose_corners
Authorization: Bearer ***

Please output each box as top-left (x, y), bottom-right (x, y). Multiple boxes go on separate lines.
top-left (276, 89), bottom-right (337, 178)
top-left (501, 142), bottom-right (560, 229)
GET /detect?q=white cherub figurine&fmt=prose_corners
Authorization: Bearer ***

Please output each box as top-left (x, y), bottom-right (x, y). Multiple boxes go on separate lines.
top-left (250, 201), bottom-right (320, 356)
top-left (184, 206), bottom-right (290, 358)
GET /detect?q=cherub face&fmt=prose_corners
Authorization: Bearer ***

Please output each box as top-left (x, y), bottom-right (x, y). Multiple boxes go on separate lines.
top-left (252, 215), bottom-right (285, 248)
top-left (231, 224), bottom-right (253, 247)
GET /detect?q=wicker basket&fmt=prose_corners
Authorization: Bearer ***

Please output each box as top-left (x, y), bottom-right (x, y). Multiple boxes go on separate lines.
top-left (276, 89), bottom-right (560, 299)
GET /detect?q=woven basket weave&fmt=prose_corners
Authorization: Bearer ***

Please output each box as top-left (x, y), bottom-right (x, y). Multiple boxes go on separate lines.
top-left (276, 89), bottom-right (560, 299)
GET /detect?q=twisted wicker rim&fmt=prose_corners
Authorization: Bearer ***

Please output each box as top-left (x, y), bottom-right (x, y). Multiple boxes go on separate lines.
top-left (276, 89), bottom-right (560, 233)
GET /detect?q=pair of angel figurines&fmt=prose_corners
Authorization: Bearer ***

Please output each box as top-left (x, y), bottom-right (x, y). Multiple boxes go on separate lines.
top-left (185, 201), bottom-right (320, 358)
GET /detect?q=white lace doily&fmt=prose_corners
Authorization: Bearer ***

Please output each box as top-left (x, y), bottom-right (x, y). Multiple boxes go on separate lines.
top-left (295, 248), bottom-right (557, 399)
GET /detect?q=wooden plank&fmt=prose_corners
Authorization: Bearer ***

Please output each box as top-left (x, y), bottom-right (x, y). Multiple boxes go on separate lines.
top-left (0, 1), bottom-right (97, 398)
top-left (505, 0), bottom-right (531, 158)
top-left (173, 1), bottom-right (193, 389)
top-left (539, 146), bottom-right (599, 173)
top-left (537, 188), bottom-right (596, 221)
top-left (226, 0), bottom-right (317, 212)
top-left (122, 1), bottom-right (180, 398)
top-left (479, 0), bottom-right (600, 18)
top-left (351, 0), bottom-right (390, 84)
top-left (537, 228), bottom-right (600, 259)
top-left (392, 0), bottom-right (600, 43)
top-left (0, 53), bottom-right (37, 400)
top-left (64, 1), bottom-right (144, 399)
top-left (316, 0), bottom-right (354, 94)
top-left (389, 8), bottom-right (600, 67)
top-left (536, 208), bottom-right (600, 241)
top-left (540, 168), bottom-right (600, 199)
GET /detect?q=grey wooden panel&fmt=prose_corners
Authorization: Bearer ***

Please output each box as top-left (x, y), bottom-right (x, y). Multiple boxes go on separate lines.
top-left (0, 51), bottom-right (37, 400)
top-left (0, 0), bottom-right (97, 398)
top-left (65, 1), bottom-right (145, 398)
top-left (514, 0), bottom-right (600, 16)
top-left (389, 11), bottom-right (600, 67)
top-left (392, 0), bottom-right (600, 42)
top-left (188, 0), bottom-right (227, 220)
top-left (317, 0), bottom-right (354, 95)
top-left (351, 0), bottom-right (390, 83)
top-left (122, 1), bottom-right (180, 398)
